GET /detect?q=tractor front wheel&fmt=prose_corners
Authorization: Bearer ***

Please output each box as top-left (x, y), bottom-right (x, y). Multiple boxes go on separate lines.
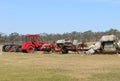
top-left (26, 46), bottom-right (34, 53)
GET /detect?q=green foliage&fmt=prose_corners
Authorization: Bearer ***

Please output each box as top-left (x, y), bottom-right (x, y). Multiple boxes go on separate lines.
top-left (0, 28), bottom-right (120, 43)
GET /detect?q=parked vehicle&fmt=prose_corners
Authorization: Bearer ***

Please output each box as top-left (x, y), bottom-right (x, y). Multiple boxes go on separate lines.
top-left (85, 35), bottom-right (120, 54)
top-left (2, 34), bottom-right (61, 53)
top-left (56, 39), bottom-right (89, 54)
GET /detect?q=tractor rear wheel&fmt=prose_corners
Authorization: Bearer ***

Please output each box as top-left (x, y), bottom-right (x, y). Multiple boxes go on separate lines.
top-left (62, 47), bottom-right (68, 54)
top-left (26, 46), bottom-right (34, 53)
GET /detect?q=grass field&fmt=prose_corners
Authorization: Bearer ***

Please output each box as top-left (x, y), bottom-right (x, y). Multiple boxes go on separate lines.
top-left (0, 50), bottom-right (120, 81)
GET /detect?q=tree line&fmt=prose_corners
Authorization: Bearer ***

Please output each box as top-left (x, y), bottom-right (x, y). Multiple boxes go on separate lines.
top-left (0, 28), bottom-right (120, 44)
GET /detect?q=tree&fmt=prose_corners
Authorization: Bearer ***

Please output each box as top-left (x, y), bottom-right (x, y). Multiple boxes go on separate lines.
top-left (0, 28), bottom-right (120, 44)
top-left (9, 32), bottom-right (20, 43)
top-left (82, 30), bottom-right (94, 42)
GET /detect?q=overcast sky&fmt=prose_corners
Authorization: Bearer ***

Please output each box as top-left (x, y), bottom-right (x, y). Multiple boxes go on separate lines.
top-left (0, 0), bottom-right (120, 34)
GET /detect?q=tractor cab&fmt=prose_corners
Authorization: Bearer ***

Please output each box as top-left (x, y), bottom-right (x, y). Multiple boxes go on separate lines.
top-left (24, 34), bottom-right (39, 41)
top-left (21, 34), bottom-right (41, 53)
top-left (24, 34), bottom-right (40, 47)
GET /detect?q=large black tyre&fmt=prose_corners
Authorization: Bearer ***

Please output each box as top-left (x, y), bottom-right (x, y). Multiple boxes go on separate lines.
top-left (26, 46), bottom-right (34, 53)
top-left (62, 47), bottom-right (68, 54)
top-left (16, 46), bottom-right (22, 52)
top-left (2, 45), bottom-right (7, 52)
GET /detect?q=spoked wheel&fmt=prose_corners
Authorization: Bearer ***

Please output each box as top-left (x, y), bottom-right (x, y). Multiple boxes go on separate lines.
top-left (5, 45), bottom-right (16, 52)
top-left (5, 46), bottom-right (12, 52)
top-left (26, 46), bottom-right (34, 53)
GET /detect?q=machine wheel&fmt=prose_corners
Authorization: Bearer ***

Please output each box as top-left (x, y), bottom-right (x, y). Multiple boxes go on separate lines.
top-left (2, 45), bottom-right (7, 52)
top-left (62, 47), bottom-right (68, 54)
top-left (5, 45), bottom-right (16, 52)
top-left (5, 46), bottom-right (12, 52)
top-left (16, 46), bottom-right (22, 52)
top-left (26, 46), bottom-right (34, 53)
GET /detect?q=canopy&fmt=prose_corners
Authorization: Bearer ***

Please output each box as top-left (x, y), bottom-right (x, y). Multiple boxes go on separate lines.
top-left (100, 35), bottom-right (117, 42)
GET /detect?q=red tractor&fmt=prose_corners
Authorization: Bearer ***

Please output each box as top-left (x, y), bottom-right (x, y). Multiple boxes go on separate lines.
top-left (2, 34), bottom-right (60, 53)
top-left (21, 34), bottom-right (42, 53)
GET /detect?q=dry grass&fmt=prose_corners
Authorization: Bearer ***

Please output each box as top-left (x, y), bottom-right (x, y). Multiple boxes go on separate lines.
top-left (0, 49), bottom-right (120, 81)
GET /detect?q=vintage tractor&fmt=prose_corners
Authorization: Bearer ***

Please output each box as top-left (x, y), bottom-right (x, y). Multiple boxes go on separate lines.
top-left (85, 35), bottom-right (120, 54)
top-left (2, 34), bottom-right (61, 53)
top-left (56, 40), bottom-right (76, 54)
top-left (56, 39), bottom-right (89, 54)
